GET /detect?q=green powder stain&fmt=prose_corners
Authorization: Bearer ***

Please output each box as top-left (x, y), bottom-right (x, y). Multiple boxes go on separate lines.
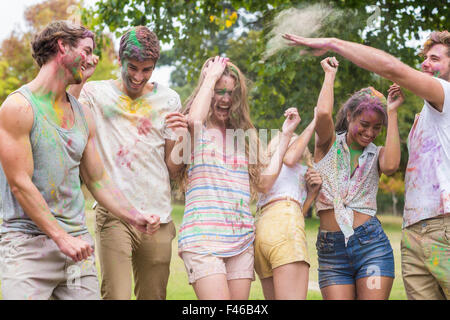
top-left (129, 29), bottom-right (142, 49)
top-left (230, 66), bottom-right (239, 76)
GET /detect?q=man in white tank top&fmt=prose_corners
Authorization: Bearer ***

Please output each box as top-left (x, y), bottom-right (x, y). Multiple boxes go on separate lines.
top-left (283, 30), bottom-right (450, 299)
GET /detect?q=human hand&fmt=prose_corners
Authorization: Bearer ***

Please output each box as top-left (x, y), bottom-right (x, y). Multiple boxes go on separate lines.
top-left (54, 234), bottom-right (94, 262)
top-left (132, 212), bottom-right (161, 235)
top-left (320, 57), bottom-right (339, 74)
top-left (305, 168), bottom-right (322, 195)
top-left (282, 107), bottom-right (301, 135)
top-left (387, 83), bottom-right (405, 113)
top-left (165, 112), bottom-right (189, 138)
top-left (202, 56), bottom-right (229, 83)
top-left (282, 34), bottom-right (332, 56)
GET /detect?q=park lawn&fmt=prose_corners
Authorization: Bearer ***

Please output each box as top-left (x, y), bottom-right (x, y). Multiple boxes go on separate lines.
top-left (0, 204), bottom-right (406, 300)
top-left (165, 204), bottom-right (407, 300)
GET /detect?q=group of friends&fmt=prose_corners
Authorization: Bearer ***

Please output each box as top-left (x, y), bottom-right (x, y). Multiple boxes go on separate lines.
top-left (0, 20), bottom-right (448, 300)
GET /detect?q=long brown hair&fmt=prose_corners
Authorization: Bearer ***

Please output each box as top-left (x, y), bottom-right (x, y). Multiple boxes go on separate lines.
top-left (175, 58), bottom-right (264, 199)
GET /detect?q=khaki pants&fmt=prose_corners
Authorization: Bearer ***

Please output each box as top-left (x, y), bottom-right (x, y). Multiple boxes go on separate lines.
top-left (95, 205), bottom-right (176, 300)
top-left (0, 232), bottom-right (100, 300)
top-left (401, 216), bottom-right (450, 300)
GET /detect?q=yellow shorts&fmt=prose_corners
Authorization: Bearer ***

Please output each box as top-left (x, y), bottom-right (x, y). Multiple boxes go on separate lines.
top-left (254, 200), bottom-right (310, 279)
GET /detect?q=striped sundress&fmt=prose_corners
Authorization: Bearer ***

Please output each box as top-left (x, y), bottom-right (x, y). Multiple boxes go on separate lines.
top-left (178, 127), bottom-right (255, 257)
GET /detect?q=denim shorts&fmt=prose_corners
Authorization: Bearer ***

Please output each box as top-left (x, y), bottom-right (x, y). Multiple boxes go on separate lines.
top-left (316, 216), bottom-right (395, 289)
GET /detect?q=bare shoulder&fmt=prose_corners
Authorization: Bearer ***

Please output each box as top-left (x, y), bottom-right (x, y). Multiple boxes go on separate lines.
top-left (0, 92), bottom-right (34, 134)
top-left (79, 102), bottom-right (96, 135)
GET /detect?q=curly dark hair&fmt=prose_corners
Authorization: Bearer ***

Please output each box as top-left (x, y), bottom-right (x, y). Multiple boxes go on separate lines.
top-left (118, 26), bottom-right (160, 62)
top-left (31, 20), bottom-right (95, 67)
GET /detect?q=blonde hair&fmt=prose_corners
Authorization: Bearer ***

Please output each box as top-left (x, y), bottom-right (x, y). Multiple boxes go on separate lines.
top-left (175, 58), bottom-right (264, 199)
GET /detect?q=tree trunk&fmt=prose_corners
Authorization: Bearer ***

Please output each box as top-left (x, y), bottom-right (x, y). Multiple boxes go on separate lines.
top-left (391, 192), bottom-right (398, 216)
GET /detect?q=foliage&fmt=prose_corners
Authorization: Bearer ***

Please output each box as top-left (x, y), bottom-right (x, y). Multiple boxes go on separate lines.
top-left (379, 172), bottom-right (405, 195)
top-left (86, 0), bottom-right (448, 178)
top-left (0, 0), bottom-right (118, 105)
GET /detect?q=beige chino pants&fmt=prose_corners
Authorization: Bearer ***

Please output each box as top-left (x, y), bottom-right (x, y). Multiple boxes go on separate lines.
top-left (0, 232), bottom-right (100, 300)
top-left (401, 215), bottom-right (450, 300)
top-left (95, 205), bottom-right (176, 300)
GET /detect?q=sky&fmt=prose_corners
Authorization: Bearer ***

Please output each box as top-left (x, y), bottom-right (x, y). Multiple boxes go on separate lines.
top-left (0, 0), bottom-right (173, 86)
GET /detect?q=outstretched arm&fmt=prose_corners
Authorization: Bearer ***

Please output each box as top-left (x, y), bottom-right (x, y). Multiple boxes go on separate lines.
top-left (283, 34), bottom-right (444, 111)
top-left (0, 94), bottom-right (93, 262)
top-left (257, 108), bottom-right (301, 193)
top-left (378, 84), bottom-right (404, 175)
top-left (79, 104), bottom-right (160, 235)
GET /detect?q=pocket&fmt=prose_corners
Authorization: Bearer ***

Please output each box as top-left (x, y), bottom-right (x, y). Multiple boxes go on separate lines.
top-left (358, 220), bottom-right (384, 245)
top-left (315, 234), bottom-right (335, 254)
top-left (0, 232), bottom-right (35, 261)
top-left (257, 212), bottom-right (291, 247)
top-left (95, 206), bottom-right (110, 233)
top-left (357, 229), bottom-right (384, 245)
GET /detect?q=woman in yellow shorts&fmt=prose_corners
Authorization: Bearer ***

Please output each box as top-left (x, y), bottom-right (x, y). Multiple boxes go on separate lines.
top-left (254, 116), bottom-right (322, 300)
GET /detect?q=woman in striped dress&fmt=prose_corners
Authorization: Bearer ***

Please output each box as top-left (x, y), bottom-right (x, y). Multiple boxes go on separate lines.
top-left (176, 56), bottom-right (301, 300)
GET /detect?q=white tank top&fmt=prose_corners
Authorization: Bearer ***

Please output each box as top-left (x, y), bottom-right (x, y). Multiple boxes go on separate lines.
top-left (257, 163), bottom-right (308, 208)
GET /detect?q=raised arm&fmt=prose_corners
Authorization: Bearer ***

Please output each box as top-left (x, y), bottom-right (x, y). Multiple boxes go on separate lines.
top-left (256, 108), bottom-right (301, 194)
top-left (79, 104), bottom-right (160, 234)
top-left (284, 117), bottom-right (316, 167)
top-left (315, 57), bottom-right (339, 157)
top-left (378, 84), bottom-right (404, 175)
top-left (283, 34), bottom-right (444, 111)
top-left (0, 94), bottom-right (93, 262)
top-left (302, 168), bottom-right (322, 215)
top-left (188, 56), bottom-right (228, 129)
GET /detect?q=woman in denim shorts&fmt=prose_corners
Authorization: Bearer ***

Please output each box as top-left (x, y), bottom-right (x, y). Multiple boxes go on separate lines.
top-left (312, 57), bottom-right (404, 299)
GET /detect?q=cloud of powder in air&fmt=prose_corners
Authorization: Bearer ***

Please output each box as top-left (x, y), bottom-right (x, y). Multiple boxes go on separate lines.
top-left (263, 4), bottom-right (343, 60)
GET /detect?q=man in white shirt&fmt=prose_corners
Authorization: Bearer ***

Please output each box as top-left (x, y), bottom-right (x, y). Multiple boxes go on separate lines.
top-left (70, 26), bottom-right (187, 300)
top-left (283, 30), bottom-right (450, 299)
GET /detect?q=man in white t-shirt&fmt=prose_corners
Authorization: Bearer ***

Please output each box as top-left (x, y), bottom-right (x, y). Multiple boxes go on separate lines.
top-left (283, 31), bottom-right (450, 299)
top-left (69, 26), bottom-right (187, 300)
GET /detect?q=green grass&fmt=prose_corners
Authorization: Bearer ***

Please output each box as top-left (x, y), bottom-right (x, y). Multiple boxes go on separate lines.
top-left (0, 204), bottom-right (407, 300)
top-left (166, 204), bottom-right (407, 300)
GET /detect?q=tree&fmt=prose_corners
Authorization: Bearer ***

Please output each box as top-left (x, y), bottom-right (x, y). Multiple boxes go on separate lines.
top-left (0, 0), bottom-right (118, 104)
top-left (86, 1), bottom-right (445, 121)
top-left (379, 172), bottom-right (405, 216)
top-left (86, 0), bottom-right (447, 185)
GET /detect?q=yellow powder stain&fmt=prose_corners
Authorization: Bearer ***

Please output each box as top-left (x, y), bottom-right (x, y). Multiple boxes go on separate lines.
top-left (432, 256), bottom-right (439, 266)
